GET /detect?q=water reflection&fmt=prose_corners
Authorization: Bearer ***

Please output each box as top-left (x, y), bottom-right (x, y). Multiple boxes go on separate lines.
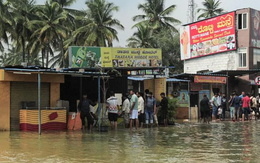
top-left (1, 122), bottom-right (260, 162)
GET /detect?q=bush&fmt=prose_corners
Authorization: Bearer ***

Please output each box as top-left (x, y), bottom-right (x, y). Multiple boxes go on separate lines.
top-left (157, 97), bottom-right (178, 124)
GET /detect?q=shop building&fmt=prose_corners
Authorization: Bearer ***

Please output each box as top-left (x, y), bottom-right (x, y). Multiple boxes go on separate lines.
top-left (180, 8), bottom-right (260, 97)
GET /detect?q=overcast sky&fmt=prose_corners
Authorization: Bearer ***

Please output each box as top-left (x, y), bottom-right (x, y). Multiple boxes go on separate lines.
top-left (36, 0), bottom-right (260, 47)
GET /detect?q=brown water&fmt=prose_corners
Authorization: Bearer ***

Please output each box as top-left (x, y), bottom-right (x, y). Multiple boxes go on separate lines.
top-left (1, 121), bottom-right (260, 163)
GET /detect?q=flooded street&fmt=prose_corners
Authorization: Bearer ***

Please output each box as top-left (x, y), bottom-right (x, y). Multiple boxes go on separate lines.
top-left (1, 122), bottom-right (260, 163)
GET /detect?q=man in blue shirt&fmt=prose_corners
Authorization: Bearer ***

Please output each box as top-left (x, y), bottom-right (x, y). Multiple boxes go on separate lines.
top-left (231, 93), bottom-right (242, 121)
top-left (145, 92), bottom-right (156, 127)
top-left (239, 92), bottom-right (245, 121)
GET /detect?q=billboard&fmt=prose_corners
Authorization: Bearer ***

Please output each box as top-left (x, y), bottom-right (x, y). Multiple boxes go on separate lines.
top-left (251, 9), bottom-right (260, 48)
top-left (69, 47), bottom-right (162, 68)
top-left (180, 12), bottom-right (236, 60)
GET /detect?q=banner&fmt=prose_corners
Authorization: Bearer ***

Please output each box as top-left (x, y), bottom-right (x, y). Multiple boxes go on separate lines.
top-left (69, 47), bottom-right (162, 68)
top-left (251, 9), bottom-right (260, 48)
top-left (70, 47), bottom-right (101, 68)
top-left (194, 75), bottom-right (227, 84)
top-left (110, 48), bottom-right (162, 68)
top-left (178, 91), bottom-right (189, 107)
top-left (180, 12), bottom-right (236, 60)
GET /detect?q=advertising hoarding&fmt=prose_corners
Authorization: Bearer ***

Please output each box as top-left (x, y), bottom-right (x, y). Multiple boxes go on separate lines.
top-left (180, 12), bottom-right (236, 60)
top-left (251, 9), bottom-right (260, 48)
top-left (69, 47), bottom-right (162, 68)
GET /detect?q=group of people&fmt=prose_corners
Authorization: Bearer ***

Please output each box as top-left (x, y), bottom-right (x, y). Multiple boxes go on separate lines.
top-left (200, 91), bottom-right (260, 123)
top-left (78, 89), bottom-right (168, 130)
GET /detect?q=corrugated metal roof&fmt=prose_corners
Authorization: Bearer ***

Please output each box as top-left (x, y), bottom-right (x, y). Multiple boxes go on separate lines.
top-left (2, 68), bottom-right (106, 76)
top-left (166, 78), bottom-right (190, 82)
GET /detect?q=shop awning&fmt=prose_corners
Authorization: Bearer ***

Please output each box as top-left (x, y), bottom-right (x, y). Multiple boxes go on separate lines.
top-left (127, 77), bottom-right (150, 81)
top-left (209, 69), bottom-right (260, 76)
top-left (171, 73), bottom-right (227, 80)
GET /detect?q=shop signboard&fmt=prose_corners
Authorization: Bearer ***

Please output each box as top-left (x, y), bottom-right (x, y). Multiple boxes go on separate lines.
top-left (69, 47), bottom-right (101, 68)
top-left (194, 75), bottom-right (227, 84)
top-left (251, 9), bottom-right (260, 48)
top-left (69, 47), bottom-right (162, 68)
top-left (180, 12), bottom-right (236, 60)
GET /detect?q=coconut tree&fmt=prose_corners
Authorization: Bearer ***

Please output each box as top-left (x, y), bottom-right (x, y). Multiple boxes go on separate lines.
top-left (30, 1), bottom-right (68, 68)
top-left (0, 0), bottom-right (14, 52)
top-left (127, 24), bottom-right (157, 48)
top-left (70, 0), bottom-right (124, 47)
top-left (133, 0), bottom-right (181, 32)
top-left (7, 0), bottom-right (36, 63)
top-left (197, 0), bottom-right (224, 19)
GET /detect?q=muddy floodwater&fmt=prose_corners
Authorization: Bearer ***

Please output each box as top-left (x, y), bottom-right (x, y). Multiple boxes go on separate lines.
top-left (1, 121), bottom-right (260, 163)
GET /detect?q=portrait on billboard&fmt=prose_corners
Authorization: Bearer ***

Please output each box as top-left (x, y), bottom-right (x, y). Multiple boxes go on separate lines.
top-left (180, 26), bottom-right (191, 60)
top-left (251, 9), bottom-right (260, 48)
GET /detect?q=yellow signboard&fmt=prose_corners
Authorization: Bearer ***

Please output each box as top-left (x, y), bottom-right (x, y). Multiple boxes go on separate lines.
top-left (102, 48), bottom-right (162, 68)
top-left (101, 47), bottom-right (113, 67)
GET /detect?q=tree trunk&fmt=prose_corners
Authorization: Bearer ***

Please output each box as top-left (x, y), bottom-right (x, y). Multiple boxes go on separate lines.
top-left (61, 39), bottom-right (64, 68)
top-left (27, 48), bottom-right (30, 66)
top-left (22, 37), bottom-right (25, 63)
top-left (46, 47), bottom-right (49, 68)
top-left (41, 49), bottom-right (45, 68)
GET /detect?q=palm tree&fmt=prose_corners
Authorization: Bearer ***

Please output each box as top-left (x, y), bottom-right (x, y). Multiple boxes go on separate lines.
top-left (197, 0), bottom-right (224, 19)
top-left (7, 0), bottom-right (36, 63)
top-left (127, 24), bottom-right (157, 48)
top-left (0, 0), bottom-right (14, 52)
top-left (30, 1), bottom-right (68, 68)
top-left (70, 0), bottom-right (124, 47)
top-left (133, 0), bottom-right (181, 32)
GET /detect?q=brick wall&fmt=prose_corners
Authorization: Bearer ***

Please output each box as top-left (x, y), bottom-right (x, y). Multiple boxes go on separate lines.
top-left (10, 82), bottom-right (50, 131)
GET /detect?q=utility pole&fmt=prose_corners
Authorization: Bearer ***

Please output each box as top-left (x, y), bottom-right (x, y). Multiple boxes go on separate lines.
top-left (188, 0), bottom-right (197, 23)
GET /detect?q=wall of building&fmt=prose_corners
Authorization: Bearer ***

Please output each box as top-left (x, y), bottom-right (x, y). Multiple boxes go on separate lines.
top-left (0, 82), bottom-right (10, 130)
top-left (10, 82), bottom-right (50, 131)
top-left (184, 51), bottom-right (238, 73)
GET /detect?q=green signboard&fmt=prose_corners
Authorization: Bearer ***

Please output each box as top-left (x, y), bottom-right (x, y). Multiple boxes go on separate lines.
top-left (69, 46), bottom-right (101, 68)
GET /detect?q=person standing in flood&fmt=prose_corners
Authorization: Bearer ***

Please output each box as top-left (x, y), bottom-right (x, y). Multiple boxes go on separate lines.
top-left (229, 94), bottom-right (235, 121)
top-left (145, 92), bottom-right (157, 127)
top-left (200, 94), bottom-right (210, 123)
top-left (129, 90), bottom-right (139, 130)
top-left (106, 91), bottom-right (119, 130)
top-left (242, 93), bottom-right (251, 121)
top-left (137, 92), bottom-right (145, 128)
top-left (232, 93), bottom-right (242, 121)
top-left (211, 93), bottom-right (218, 121)
top-left (78, 94), bottom-right (96, 130)
top-left (122, 95), bottom-right (130, 128)
top-left (221, 93), bottom-right (227, 121)
top-left (239, 92), bottom-right (245, 121)
top-left (160, 92), bottom-right (168, 127)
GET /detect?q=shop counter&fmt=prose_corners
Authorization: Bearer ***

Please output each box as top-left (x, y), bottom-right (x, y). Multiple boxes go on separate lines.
top-left (20, 109), bottom-right (67, 131)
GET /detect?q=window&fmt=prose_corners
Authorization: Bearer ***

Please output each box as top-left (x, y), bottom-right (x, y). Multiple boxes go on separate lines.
top-left (238, 13), bottom-right (247, 29)
top-left (238, 49), bottom-right (247, 67)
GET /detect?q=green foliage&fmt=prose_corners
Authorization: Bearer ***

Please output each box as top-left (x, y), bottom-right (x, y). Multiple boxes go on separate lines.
top-left (0, 0), bottom-right (123, 68)
top-left (167, 98), bottom-right (178, 121)
top-left (129, 0), bottom-right (183, 73)
top-left (157, 97), bottom-right (178, 123)
top-left (197, 0), bottom-right (224, 20)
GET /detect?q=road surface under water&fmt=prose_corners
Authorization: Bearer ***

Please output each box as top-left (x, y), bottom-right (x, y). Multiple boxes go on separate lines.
top-left (1, 121), bottom-right (260, 163)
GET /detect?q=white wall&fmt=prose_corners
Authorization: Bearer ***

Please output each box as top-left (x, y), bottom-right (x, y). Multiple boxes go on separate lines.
top-left (184, 51), bottom-right (239, 73)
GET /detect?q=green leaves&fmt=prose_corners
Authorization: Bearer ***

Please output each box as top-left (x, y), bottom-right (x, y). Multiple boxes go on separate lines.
top-left (197, 0), bottom-right (224, 20)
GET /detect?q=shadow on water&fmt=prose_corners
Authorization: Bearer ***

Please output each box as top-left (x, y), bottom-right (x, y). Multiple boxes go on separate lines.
top-left (1, 121), bottom-right (260, 162)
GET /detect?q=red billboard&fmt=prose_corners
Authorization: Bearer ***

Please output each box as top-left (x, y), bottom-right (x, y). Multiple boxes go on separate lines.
top-left (180, 12), bottom-right (236, 60)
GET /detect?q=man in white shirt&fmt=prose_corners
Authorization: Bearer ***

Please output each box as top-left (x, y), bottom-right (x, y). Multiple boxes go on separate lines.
top-left (122, 95), bottom-right (130, 128)
top-left (106, 91), bottom-right (119, 130)
top-left (137, 92), bottom-right (144, 128)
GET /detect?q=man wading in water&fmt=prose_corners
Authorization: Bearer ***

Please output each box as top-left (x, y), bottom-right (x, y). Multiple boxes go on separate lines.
top-left (78, 95), bottom-right (96, 130)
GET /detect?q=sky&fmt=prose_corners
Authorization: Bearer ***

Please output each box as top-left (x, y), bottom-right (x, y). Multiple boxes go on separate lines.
top-left (36, 0), bottom-right (260, 47)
